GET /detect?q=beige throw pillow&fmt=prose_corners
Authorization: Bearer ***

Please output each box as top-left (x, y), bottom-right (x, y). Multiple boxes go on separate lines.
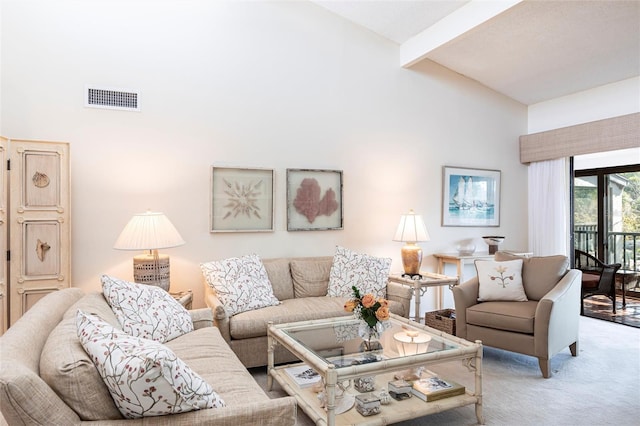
top-left (291, 259), bottom-right (333, 298)
top-left (476, 259), bottom-right (528, 302)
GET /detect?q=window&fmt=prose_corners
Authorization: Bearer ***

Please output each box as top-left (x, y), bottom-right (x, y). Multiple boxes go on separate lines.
top-left (573, 163), bottom-right (640, 295)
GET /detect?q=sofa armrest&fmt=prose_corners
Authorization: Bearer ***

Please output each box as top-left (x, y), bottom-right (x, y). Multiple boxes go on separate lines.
top-left (189, 308), bottom-right (214, 330)
top-left (452, 277), bottom-right (480, 339)
top-left (534, 269), bottom-right (582, 357)
top-left (203, 283), bottom-right (232, 342)
top-left (86, 396), bottom-right (298, 426)
top-left (386, 281), bottom-right (413, 318)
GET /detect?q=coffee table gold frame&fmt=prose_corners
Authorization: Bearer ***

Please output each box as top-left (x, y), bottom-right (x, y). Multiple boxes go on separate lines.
top-left (267, 314), bottom-right (484, 426)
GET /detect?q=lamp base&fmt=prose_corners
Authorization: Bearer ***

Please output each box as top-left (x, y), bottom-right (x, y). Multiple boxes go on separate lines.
top-left (133, 253), bottom-right (170, 291)
top-left (401, 243), bottom-right (423, 276)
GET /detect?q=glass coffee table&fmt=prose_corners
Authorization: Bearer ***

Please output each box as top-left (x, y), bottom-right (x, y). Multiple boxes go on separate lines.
top-left (267, 314), bottom-right (484, 426)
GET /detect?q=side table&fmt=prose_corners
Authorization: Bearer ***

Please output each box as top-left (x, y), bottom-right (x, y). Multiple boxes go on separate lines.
top-left (170, 289), bottom-right (193, 309)
top-left (388, 272), bottom-right (459, 322)
top-left (434, 251), bottom-right (533, 282)
top-left (616, 270), bottom-right (639, 308)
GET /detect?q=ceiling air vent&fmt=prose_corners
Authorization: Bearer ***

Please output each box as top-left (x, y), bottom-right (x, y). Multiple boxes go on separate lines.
top-left (85, 85), bottom-right (140, 111)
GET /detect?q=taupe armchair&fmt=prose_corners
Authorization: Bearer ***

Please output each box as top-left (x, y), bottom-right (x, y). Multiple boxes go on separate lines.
top-left (452, 252), bottom-right (581, 378)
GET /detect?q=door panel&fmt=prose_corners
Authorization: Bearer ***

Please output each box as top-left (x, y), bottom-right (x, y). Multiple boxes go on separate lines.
top-left (0, 137), bottom-right (7, 334)
top-left (8, 140), bottom-right (70, 326)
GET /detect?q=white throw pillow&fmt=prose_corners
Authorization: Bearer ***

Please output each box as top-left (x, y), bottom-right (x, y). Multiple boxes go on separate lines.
top-left (76, 310), bottom-right (225, 419)
top-left (200, 253), bottom-right (280, 316)
top-left (101, 275), bottom-right (193, 343)
top-left (476, 259), bottom-right (528, 302)
top-left (327, 246), bottom-right (391, 298)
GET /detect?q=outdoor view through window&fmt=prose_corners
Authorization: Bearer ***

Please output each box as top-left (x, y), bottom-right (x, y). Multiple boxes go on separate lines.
top-left (574, 153), bottom-right (639, 298)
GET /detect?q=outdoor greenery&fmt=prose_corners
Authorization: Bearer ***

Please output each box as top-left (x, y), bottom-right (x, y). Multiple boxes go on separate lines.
top-left (574, 171), bottom-right (640, 232)
top-left (621, 172), bottom-right (640, 232)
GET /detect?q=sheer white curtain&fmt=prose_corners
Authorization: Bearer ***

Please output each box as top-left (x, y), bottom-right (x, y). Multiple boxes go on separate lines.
top-left (528, 158), bottom-right (570, 256)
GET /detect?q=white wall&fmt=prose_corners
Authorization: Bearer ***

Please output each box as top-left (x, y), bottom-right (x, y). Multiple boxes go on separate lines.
top-left (1, 0), bottom-right (528, 310)
top-left (528, 76), bottom-right (640, 133)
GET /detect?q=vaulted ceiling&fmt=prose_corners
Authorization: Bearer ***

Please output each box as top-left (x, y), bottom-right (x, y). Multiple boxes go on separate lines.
top-left (312, 0), bottom-right (640, 105)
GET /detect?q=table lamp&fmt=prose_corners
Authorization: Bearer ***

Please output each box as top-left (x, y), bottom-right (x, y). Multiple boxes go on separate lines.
top-left (114, 211), bottom-right (185, 291)
top-left (393, 327), bottom-right (432, 380)
top-left (393, 209), bottom-right (430, 276)
top-left (394, 329), bottom-right (432, 356)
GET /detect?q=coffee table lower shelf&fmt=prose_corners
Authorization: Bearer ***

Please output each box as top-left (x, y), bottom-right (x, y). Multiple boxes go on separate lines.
top-left (270, 366), bottom-right (480, 426)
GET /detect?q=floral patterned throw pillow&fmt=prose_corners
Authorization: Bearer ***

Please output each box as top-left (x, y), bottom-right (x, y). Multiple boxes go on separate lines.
top-left (200, 253), bottom-right (280, 316)
top-left (76, 310), bottom-right (225, 418)
top-left (327, 246), bottom-right (391, 298)
top-left (101, 275), bottom-right (193, 343)
top-left (475, 259), bottom-right (528, 302)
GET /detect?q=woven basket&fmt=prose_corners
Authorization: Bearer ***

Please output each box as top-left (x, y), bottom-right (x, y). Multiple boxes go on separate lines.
top-left (425, 309), bottom-right (456, 335)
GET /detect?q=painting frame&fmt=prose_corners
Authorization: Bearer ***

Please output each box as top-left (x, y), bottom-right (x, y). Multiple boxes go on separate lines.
top-left (210, 166), bottom-right (274, 233)
top-left (442, 166), bottom-right (501, 227)
top-left (286, 168), bottom-right (343, 231)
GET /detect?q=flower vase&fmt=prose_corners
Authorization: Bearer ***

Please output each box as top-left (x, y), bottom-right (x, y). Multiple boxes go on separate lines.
top-left (358, 321), bottom-right (384, 353)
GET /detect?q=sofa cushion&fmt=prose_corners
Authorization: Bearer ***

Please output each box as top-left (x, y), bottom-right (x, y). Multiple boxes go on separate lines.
top-left (76, 310), bottom-right (225, 419)
top-left (328, 246), bottom-right (391, 298)
top-left (476, 259), bottom-right (527, 302)
top-left (165, 326), bottom-right (271, 405)
top-left (228, 296), bottom-right (406, 340)
top-left (102, 275), bottom-right (193, 343)
top-left (229, 297), bottom-right (349, 340)
top-left (581, 272), bottom-right (601, 289)
top-left (201, 254), bottom-right (280, 316)
top-left (61, 291), bottom-right (120, 325)
top-left (466, 300), bottom-right (538, 334)
top-left (291, 258), bottom-right (332, 298)
top-left (495, 252), bottom-right (569, 300)
top-left (40, 312), bottom-right (122, 420)
top-left (262, 258), bottom-right (294, 300)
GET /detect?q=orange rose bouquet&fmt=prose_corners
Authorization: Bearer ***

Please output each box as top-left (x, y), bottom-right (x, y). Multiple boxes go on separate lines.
top-left (344, 286), bottom-right (390, 350)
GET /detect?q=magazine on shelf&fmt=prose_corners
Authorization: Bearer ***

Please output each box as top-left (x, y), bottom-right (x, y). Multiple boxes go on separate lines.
top-left (284, 364), bottom-right (321, 388)
top-left (327, 352), bottom-right (383, 369)
top-left (411, 375), bottom-right (465, 402)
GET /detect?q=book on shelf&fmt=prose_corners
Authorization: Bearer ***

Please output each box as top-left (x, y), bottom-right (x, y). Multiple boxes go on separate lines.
top-left (411, 375), bottom-right (465, 402)
top-left (283, 364), bottom-right (321, 388)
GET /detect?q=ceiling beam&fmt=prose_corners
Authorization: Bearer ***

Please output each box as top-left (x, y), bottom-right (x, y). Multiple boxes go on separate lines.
top-left (400, 0), bottom-right (523, 68)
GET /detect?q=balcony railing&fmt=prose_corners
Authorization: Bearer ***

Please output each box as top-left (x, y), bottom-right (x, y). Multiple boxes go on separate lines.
top-left (574, 224), bottom-right (598, 255)
top-left (574, 225), bottom-right (640, 273)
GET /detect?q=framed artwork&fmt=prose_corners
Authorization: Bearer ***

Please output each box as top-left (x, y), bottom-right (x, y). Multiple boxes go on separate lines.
top-left (210, 166), bottom-right (274, 232)
top-left (287, 168), bottom-right (343, 231)
top-left (442, 166), bottom-right (501, 227)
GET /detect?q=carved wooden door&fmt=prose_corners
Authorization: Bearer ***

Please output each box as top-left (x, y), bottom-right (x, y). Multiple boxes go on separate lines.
top-left (8, 140), bottom-right (70, 327)
top-left (0, 137), bottom-right (7, 333)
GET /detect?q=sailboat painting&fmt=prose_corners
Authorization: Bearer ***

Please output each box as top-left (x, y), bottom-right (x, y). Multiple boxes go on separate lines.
top-left (442, 166), bottom-right (501, 227)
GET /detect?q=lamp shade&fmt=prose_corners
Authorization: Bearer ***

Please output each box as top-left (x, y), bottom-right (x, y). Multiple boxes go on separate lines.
top-left (394, 330), bottom-right (432, 356)
top-left (114, 211), bottom-right (185, 250)
top-left (393, 210), bottom-right (430, 243)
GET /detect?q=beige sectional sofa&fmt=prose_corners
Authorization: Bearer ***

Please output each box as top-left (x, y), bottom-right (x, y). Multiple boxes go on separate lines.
top-left (204, 256), bottom-right (413, 368)
top-left (0, 288), bottom-right (297, 425)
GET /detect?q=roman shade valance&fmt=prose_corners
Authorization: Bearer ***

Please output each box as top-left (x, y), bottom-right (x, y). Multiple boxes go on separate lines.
top-left (519, 112), bottom-right (640, 164)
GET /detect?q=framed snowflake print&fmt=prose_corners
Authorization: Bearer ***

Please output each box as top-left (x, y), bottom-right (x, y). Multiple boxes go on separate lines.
top-left (286, 168), bottom-right (343, 231)
top-left (210, 166), bottom-right (274, 232)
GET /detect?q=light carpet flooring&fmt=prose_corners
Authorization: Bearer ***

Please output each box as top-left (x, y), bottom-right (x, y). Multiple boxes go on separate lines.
top-left (252, 315), bottom-right (639, 425)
